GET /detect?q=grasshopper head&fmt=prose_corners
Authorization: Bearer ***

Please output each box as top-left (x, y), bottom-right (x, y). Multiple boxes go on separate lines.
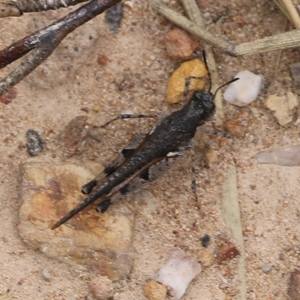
top-left (193, 90), bottom-right (215, 121)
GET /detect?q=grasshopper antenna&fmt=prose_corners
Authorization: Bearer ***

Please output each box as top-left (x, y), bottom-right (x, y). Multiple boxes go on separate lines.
top-left (202, 50), bottom-right (212, 92)
top-left (183, 50), bottom-right (212, 102)
top-left (212, 77), bottom-right (239, 101)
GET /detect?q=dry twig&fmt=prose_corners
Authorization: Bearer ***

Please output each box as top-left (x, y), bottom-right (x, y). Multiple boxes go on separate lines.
top-left (0, 0), bottom-right (120, 95)
top-left (150, 0), bottom-right (300, 56)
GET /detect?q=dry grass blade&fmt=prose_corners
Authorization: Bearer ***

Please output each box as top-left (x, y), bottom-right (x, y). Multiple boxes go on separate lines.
top-left (273, 0), bottom-right (300, 28)
top-left (221, 163), bottom-right (246, 300)
top-left (150, 0), bottom-right (300, 56)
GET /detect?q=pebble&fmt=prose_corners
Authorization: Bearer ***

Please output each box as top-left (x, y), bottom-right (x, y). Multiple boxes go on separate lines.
top-left (113, 293), bottom-right (120, 300)
top-left (288, 269), bottom-right (300, 300)
top-left (0, 87), bottom-right (17, 104)
top-left (144, 280), bottom-right (167, 300)
top-left (92, 103), bottom-right (101, 112)
top-left (26, 129), bottom-right (44, 156)
top-left (200, 234), bottom-right (210, 248)
top-left (223, 119), bottom-right (244, 138)
top-left (167, 59), bottom-right (207, 104)
top-left (290, 62), bottom-right (300, 86)
top-left (223, 70), bottom-right (262, 106)
top-left (41, 268), bottom-right (52, 281)
top-left (164, 27), bottom-right (199, 60)
top-left (58, 115), bottom-right (89, 157)
top-left (218, 242), bottom-right (240, 263)
top-left (89, 276), bottom-right (114, 300)
top-left (19, 162), bottom-right (134, 281)
top-left (97, 55), bottom-right (109, 66)
top-left (260, 262), bottom-right (272, 273)
top-left (198, 250), bottom-right (215, 268)
top-left (264, 91), bottom-right (298, 126)
top-left (152, 251), bottom-right (201, 300)
top-left (105, 2), bottom-right (123, 34)
top-left (255, 144), bottom-right (300, 166)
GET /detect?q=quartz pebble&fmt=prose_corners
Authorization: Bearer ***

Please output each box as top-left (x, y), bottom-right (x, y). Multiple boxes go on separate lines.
top-left (41, 268), bottom-right (52, 281)
top-left (90, 276), bottom-right (114, 300)
top-left (264, 91), bottom-right (298, 126)
top-left (144, 280), bottom-right (167, 300)
top-left (223, 70), bottom-right (262, 106)
top-left (152, 251), bottom-right (201, 300)
top-left (255, 144), bottom-right (300, 166)
top-left (260, 262), bottom-right (272, 273)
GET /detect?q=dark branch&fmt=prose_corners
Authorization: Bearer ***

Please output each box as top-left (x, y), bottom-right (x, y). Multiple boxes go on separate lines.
top-left (0, 0), bottom-right (121, 95)
top-left (0, 0), bottom-right (90, 17)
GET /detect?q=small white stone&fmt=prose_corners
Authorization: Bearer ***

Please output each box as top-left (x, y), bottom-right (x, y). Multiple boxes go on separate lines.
top-left (41, 268), bottom-right (52, 281)
top-left (152, 251), bottom-right (201, 300)
top-left (260, 262), bottom-right (273, 273)
top-left (223, 70), bottom-right (262, 106)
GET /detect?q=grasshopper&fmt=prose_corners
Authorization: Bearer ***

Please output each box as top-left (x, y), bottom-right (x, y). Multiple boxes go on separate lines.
top-left (51, 69), bottom-right (238, 230)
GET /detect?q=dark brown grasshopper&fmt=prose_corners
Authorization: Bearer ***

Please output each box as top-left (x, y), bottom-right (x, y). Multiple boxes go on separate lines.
top-left (51, 74), bottom-right (239, 229)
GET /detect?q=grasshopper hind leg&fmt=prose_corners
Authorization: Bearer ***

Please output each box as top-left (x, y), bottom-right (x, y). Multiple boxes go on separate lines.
top-left (81, 133), bottom-right (149, 196)
top-left (82, 180), bottom-right (97, 194)
top-left (96, 199), bottom-right (112, 213)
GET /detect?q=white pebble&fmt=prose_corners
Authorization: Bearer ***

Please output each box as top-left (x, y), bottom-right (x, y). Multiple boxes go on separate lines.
top-left (151, 251), bottom-right (201, 300)
top-left (223, 70), bottom-right (262, 106)
top-left (260, 262), bottom-right (273, 273)
top-left (41, 268), bottom-right (52, 281)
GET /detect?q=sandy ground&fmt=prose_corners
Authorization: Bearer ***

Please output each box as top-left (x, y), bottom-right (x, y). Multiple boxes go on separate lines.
top-left (0, 0), bottom-right (300, 299)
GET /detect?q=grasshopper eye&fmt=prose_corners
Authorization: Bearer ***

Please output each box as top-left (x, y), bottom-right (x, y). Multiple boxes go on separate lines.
top-left (194, 91), bottom-right (215, 113)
